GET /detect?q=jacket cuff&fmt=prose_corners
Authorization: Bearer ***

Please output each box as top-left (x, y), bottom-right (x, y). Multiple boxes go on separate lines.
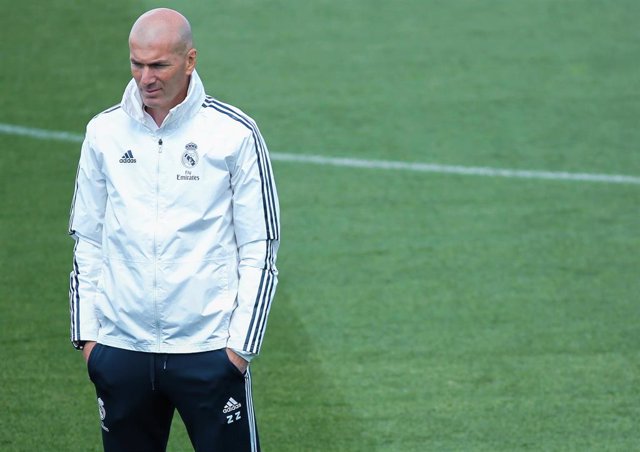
top-left (72, 336), bottom-right (98, 350)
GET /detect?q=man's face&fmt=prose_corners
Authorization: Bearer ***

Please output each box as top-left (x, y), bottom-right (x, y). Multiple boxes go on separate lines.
top-left (129, 38), bottom-right (195, 112)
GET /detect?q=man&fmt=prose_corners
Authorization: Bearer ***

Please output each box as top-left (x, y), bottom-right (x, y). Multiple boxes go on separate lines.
top-left (68, 8), bottom-right (280, 452)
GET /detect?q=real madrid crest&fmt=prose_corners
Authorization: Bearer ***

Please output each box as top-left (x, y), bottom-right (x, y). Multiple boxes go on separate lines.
top-left (177, 142), bottom-right (201, 181)
top-left (182, 142), bottom-right (199, 168)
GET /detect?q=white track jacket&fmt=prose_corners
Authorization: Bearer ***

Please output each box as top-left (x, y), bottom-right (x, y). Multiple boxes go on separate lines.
top-left (68, 70), bottom-right (280, 357)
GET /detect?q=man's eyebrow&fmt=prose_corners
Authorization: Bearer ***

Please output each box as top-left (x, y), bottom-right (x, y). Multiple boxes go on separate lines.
top-left (130, 58), bottom-right (170, 65)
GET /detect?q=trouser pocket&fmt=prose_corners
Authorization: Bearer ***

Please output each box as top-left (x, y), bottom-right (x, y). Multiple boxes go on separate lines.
top-left (86, 343), bottom-right (102, 382)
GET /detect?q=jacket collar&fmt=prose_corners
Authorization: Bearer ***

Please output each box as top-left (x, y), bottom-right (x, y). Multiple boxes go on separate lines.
top-left (121, 69), bottom-right (206, 132)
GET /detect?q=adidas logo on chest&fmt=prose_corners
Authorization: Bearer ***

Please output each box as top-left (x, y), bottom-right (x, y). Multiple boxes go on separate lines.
top-left (119, 150), bottom-right (136, 163)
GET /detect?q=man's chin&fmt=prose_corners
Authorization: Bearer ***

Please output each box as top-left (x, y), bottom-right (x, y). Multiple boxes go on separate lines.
top-left (142, 98), bottom-right (163, 110)
top-left (141, 91), bottom-right (162, 103)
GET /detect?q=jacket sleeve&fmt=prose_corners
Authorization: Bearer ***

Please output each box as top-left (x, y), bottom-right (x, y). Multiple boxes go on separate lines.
top-left (226, 129), bottom-right (280, 359)
top-left (68, 128), bottom-right (106, 349)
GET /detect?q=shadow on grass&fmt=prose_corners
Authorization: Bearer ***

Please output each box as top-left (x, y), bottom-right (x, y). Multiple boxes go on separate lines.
top-left (252, 283), bottom-right (377, 452)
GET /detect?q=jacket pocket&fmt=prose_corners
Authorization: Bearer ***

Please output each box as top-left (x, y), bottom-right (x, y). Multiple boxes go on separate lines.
top-left (156, 254), bottom-right (234, 344)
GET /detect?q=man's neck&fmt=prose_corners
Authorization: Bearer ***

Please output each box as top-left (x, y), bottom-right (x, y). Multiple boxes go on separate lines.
top-left (145, 106), bottom-right (169, 127)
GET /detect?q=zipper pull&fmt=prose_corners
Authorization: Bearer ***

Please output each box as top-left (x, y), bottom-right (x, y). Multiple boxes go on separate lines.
top-left (158, 138), bottom-right (163, 153)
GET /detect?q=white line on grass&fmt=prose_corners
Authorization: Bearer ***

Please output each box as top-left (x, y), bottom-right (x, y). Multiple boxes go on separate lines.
top-left (0, 123), bottom-right (84, 143)
top-left (270, 153), bottom-right (640, 185)
top-left (2, 122), bottom-right (639, 185)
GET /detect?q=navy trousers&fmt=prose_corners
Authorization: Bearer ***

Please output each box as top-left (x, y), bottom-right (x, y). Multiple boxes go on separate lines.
top-left (87, 344), bottom-right (260, 452)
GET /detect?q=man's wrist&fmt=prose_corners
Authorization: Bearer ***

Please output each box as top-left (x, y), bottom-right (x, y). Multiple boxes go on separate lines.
top-left (229, 348), bottom-right (255, 363)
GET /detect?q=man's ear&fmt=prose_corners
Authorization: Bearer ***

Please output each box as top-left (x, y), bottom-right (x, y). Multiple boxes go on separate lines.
top-left (186, 48), bottom-right (197, 74)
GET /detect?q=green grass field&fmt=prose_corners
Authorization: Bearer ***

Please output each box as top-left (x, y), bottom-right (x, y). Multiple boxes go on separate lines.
top-left (1, 1), bottom-right (639, 450)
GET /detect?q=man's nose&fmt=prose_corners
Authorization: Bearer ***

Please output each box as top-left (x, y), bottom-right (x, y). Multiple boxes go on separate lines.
top-left (141, 67), bottom-right (155, 85)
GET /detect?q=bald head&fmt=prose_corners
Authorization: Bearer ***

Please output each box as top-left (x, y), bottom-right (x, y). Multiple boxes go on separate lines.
top-left (129, 8), bottom-right (193, 55)
top-left (128, 8), bottom-right (198, 125)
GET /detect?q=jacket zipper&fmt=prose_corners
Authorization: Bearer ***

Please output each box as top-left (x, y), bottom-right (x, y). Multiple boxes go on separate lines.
top-left (153, 137), bottom-right (163, 349)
